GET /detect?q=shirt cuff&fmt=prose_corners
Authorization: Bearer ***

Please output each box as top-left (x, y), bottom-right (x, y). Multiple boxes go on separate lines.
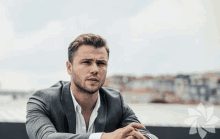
top-left (89, 132), bottom-right (104, 139)
top-left (145, 133), bottom-right (159, 139)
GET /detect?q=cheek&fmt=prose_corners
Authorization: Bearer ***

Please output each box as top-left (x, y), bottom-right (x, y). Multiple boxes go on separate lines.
top-left (99, 68), bottom-right (107, 76)
top-left (73, 68), bottom-right (88, 80)
top-left (74, 66), bottom-right (87, 73)
top-left (99, 68), bottom-right (106, 73)
top-left (78, 69), bottom-right (86, 75)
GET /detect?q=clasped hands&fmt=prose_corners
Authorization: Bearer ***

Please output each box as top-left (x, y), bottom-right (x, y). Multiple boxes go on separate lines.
top-left (101, 123), bottom-right (149, 139)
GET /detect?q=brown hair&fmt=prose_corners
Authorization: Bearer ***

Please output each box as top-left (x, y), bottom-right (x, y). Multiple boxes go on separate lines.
top-left (68, 33), bottom-right (109, 63)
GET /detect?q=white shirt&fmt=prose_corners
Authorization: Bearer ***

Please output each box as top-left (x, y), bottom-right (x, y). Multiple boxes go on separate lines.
top-left (70, 86), bottom-right (157, 139)
top-left (70, 86), bottom-right (103, 139)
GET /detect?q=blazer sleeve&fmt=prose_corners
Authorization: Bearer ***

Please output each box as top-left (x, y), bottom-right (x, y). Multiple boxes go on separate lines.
top-left (118, 93), bottom-right (158, 139)
top-left (26, 90), bottom-right (91, 139)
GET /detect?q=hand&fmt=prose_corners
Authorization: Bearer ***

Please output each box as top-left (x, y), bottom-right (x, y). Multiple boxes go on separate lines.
top-left (126, 135), bottom-right (149, 139)
top-left (125, 134), bottom-right (150, 139)
top-left (101, 123), bottom-right (147, 139)
top-left (125, 135), bottom-right (137, 139)
top-left (126, 129), bottom-right (150, 139)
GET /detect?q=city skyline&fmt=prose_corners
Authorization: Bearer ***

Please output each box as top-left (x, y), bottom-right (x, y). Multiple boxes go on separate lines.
top-left (0, 0), bottom-right (219, 90)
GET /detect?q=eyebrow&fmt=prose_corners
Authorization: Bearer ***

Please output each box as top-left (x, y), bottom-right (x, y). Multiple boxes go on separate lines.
top-left (80, 59), bottom-right (107, 63)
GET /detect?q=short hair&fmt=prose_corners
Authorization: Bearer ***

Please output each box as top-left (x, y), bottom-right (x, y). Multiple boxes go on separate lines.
top-left (68, 33), bottom-right (109, 63)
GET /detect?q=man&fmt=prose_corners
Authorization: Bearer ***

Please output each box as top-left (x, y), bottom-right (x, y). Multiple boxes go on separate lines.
top-left (26, 34), bottom-right (158, 139)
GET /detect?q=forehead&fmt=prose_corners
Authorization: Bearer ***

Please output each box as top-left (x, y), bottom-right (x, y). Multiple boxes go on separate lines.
top-left (74, 45), bottom-right (108, 60)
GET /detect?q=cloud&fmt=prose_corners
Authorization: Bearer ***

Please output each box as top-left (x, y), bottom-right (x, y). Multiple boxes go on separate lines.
top-left (0, 70), bottom-right (70, 91)
top-left (201, 0), bottom-right (220, 55)
top-left (129, 0), bottom-right (206, 36)
top-left (13, 21), bottom-right (65, 51)
top-left (0, 3), bottom-right (14, 57)
top-left (0, 8), bottom-right (65, 58)
top-left (0, 71), bottom-right (33, 91)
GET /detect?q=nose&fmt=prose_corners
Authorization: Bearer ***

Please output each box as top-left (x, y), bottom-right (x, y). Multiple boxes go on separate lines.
top-left (90, 63), bottom-right (98, 75)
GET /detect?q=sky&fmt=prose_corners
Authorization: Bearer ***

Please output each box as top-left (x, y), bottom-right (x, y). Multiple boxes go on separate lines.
top-left (0, 0), bottom-right (219, 91)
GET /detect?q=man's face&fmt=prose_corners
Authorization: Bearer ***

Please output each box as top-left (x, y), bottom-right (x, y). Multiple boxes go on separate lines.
top-left (68, 45), bottom-right (108, 94)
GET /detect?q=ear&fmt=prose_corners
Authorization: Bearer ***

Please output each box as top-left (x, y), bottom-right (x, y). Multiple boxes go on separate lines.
top-left (66, 61), bottom-right (73, 75)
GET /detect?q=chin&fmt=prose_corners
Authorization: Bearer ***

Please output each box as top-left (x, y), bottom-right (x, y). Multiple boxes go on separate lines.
top-left (86, 87), bottom-right (100, 94)
top-left (84, 82), bottom-right (102, 93)
top-left (86, 91), bottom-right (97, 94)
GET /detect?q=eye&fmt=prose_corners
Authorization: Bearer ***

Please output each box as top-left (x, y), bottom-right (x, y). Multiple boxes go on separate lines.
top-left (83, 61), bottom-right (91, 64)
top-left (97, 62), bottom-right (106, 65)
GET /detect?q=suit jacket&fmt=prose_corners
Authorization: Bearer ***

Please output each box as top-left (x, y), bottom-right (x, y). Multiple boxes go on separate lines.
top-left (26, 81), bottom-right (152, 139)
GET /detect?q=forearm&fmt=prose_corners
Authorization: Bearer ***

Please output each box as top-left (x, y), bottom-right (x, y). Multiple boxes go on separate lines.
top-left (26, 126), bottom-right (91, 139)
top-left (26, 114), bottom-right (93, 139)
top-left (119, 94), bottom-right (158, 139)
top-left (47, 133), bottom-right (91, 139)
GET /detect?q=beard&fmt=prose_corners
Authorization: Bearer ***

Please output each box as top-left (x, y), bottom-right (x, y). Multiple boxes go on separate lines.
top-left (74, 81), bottom-right (98, 94)
top-left (72, 75), bottom-right (105, 94)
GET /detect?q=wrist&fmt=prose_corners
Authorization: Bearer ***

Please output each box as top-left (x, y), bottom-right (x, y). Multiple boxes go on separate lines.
top-left (101, 133), bottom-right (110, 139)
top-left (144, 135), bottom-right (152, 139)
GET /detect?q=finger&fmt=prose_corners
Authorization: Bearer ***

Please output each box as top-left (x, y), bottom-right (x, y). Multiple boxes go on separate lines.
top-left (129, 131), bottom-right (145, 139)
top-left (126, 136), bottom-right (136, 139)
top-left (122, 126), bottom-right (135, 135)
top-left (128, 130), bottom-right (145, 139)
top-left (129, 123), bottom-right (146, 130)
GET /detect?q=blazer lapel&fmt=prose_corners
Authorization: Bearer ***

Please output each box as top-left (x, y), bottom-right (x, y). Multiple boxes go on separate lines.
top-left (60, 82), bottom-right (76, 134)
top-left (95, 88), bottom-right (107, 132)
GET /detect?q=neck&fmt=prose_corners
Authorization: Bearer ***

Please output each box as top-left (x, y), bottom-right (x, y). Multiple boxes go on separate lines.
top-left (70, 82), bottom-right (98, 111)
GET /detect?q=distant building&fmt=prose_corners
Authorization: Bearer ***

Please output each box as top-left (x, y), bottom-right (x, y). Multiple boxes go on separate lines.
top-left (126, 76), bottom-right (154, 91)
top-left (203, 72), bottom-right (220, 103)
top-left (0, 90), bottom-right (29, 100)
top-left (151, 76), bottom-right (175, 93)
top-left (104, 71), bottom-right (220, 105)
top-left (203, 72), bottom-right (218, 89)
top-left (187, 73), bottom-right (213, 103)
top-left (106, 75), bottom-right (136, 92)
top-left (190, 73), bottom-right (205, 85)
top-left (216, 80), bottom-right (220, 104)
top-left (174, 74), bottom-right (191, 101)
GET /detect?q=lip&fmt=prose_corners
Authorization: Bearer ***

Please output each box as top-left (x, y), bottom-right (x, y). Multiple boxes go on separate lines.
top-left (87, 78), bottom-right (99, 82)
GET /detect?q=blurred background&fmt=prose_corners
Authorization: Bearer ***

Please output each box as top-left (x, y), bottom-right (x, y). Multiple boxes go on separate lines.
top-left (0, 0), bottom-right (220, 138)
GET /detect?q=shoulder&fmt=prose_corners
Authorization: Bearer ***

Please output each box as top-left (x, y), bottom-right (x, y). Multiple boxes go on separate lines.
top-left (28, 80), bottom-right (69, 104)
top-left (99, 87), bottom-right (125, 106)
top-left (100, 87), bottom-right (123, 98)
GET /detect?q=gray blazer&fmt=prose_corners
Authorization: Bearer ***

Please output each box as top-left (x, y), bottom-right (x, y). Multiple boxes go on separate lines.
top-left (26, 81), bottom-right (154, 139)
